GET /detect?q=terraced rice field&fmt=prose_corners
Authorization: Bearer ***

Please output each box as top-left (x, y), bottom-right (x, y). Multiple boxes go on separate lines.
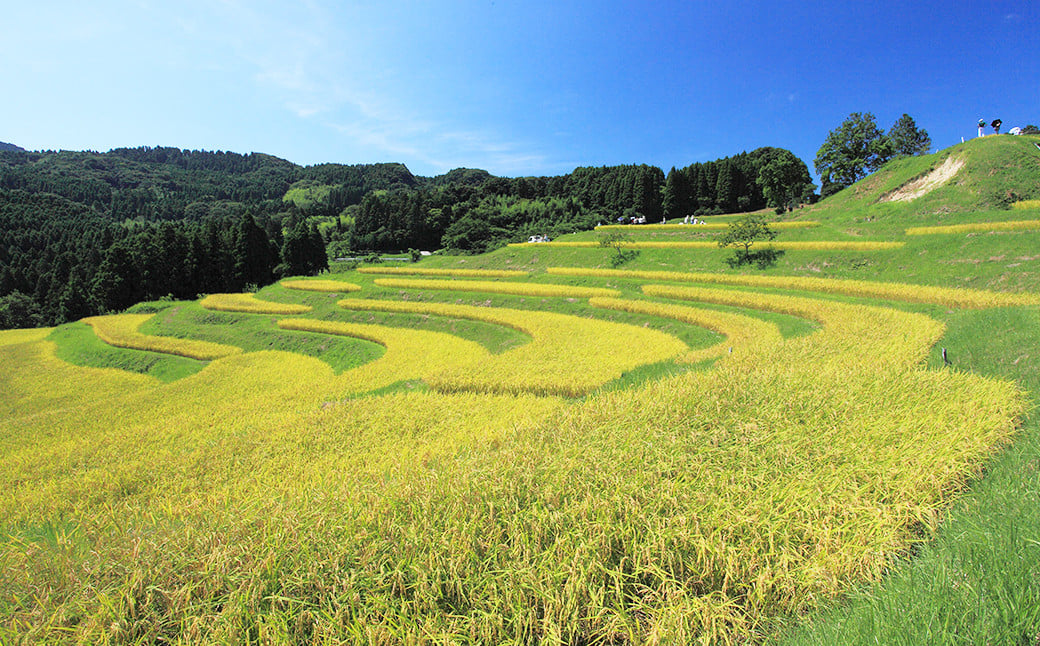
top-left (200, 292), bottom-right (313, 314)
top-left (508, 240), bottom-right (904, 250)
top-left (280, 279), bottom-right (362, 293)
top-left (593, 221), bottom-right (821, 231)
top-left (0, 254), bottom-right (1030, 644)
top-left (84, 313), bottom-right (241, 360)
top-left (905, 219), bottom-right (1040, 235)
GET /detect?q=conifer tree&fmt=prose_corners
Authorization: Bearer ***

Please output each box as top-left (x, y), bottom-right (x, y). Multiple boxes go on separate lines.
top-left (233, 213), bottom-right (277, 287)
top-left (663, 168), bottom-right (682, 219)
top-left (58, 269), bottom-right (94, 322)
top-left (888, 114), bottom-right (931, 157)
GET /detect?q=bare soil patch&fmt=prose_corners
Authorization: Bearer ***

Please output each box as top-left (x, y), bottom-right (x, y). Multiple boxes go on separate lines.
top-left (881, 156), bottom-right (965, 203)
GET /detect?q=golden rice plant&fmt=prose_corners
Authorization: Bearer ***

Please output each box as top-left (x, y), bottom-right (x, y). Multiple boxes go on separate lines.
top-left (372, 277), bottom-right (620, 299)
top-left (594, 221), bottom-right (820, 231)
top-left (1010, 199), bottom-right (1040, 210)
top-left (544, 352), bottom-right (1023, 642)
top-left (589, 296), bottom-right (784, 363)
top-left (358, 267), bottom-right (529, 278)
top-left (0, 327), bottom-right (52, 347)
top-left (905, 219), bottom-right (1040, 235)
top-left (0, 281), bottom-right (1025, 644)
top-left (0, 259), bottom-right (1028, 644)
top-left (0, 335), bottom-right (158, 422)
top-left (280, 279), bottom-right (362, 293)
top-left (277, 318), bottom-right (490, 394)
top-left (83, 313), bottom-right (241, 361)
top-left (548, 266), bottom-right (1040, 308)
top-left (200, 292), bottom-right (312, 314)
top-left (511, 240), bottom-right (903, 250)
top-left (338, 298), bottom-right (686, 396)
top-left (641, 283), bottom-right (945, 371)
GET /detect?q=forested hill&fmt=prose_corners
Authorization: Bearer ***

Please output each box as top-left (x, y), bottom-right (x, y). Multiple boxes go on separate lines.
top-left (0, 141), bottom-right (25, 152)
top-left (0, 144), bottom-right (815, 329)
top-left (0, 147), bottom-right (417, 220)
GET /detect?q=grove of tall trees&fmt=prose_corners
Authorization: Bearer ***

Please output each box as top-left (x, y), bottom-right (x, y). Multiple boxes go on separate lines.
top-left (0, 144), bottom-right (815, 328)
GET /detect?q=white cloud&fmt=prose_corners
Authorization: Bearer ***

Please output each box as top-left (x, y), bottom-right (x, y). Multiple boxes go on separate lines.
top-left (138, 0), bottom-right (550, 174)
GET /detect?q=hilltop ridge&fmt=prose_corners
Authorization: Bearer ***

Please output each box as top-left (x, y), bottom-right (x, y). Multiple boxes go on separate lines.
top-left (812, 134), bottom-right (1040, 218)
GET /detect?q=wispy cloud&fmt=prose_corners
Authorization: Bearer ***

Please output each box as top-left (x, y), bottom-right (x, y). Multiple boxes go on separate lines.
top-left (156, 0), bottom-right (548, 175)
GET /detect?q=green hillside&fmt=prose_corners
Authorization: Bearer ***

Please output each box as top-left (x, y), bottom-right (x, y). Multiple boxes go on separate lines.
top-left (2, 135), bottom-right (1040, 644)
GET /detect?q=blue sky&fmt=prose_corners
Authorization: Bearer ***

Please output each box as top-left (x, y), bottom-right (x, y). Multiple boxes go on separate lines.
top-left (4, 1), bottom-right (1038, 180)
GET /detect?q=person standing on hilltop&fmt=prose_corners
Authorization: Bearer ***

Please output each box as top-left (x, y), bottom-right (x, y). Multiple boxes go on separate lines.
top-left (992, 118), bottom-right (1002, 134)
top-left (978, 119), bottom-right (986, 137)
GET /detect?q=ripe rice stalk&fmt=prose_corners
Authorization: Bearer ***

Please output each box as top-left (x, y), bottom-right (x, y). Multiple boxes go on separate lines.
top-left (548, 266), bottom-right (1040, 308)
top-left (594, 221), bottom-right (820, 232)
top-left (588, 297), bottom-right (783, 364)
top-left (0, 335), bottom-right (158, 423)
top-left (338, 298), bottom-right (686, 396)
top-left (641, 283), bottom-right (946, 372)
top-left (0, 327), bottom-right (52, 347)
top-left (280, 280), bottom-right (362, 293)
top-left (0, 263), bottom-right (1028, 645)
top-left (358, 267), bottom-right (529, 278)
top-left (199, 293), bottom-right (312, 315)
top-left (372, 277), bottom-right (620, 299)
top-left (277, 318), bottom-right (490, 394)
top-left (905, 219), bottom-right (1040, 235)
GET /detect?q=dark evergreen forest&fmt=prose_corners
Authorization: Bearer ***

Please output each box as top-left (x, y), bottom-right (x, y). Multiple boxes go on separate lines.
top-left (0, 145), bottom-right (813, 328)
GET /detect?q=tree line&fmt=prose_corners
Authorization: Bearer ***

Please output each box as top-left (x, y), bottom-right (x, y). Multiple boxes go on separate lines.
top-left (663, 147), bottom-right (815, 219)
top-left (344, 151), bottom-right (814, 255)
top-left (0, 144), bottom-right (819, 329)
top-left (814, 113), bottom-right (933, 197)
top-left (0, 189), bottom-right (326, 329)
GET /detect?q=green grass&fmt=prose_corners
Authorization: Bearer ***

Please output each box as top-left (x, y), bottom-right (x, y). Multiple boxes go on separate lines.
top-left (48, 321), bottom-right (206, 383)
top-left (138, 301), bottom-right (385, 375)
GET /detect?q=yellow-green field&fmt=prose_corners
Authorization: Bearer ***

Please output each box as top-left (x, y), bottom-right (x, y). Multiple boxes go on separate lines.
top-left (0, 257), bottom-right (1030, 644)
top-left (3, 138), bottom-right (1040, 644)
top-left (509, 240), bottom-right (904, 250)
top-left (593, 221), bottom-right (821, 231)
top-left (84, 313), bottom-right (241, 360)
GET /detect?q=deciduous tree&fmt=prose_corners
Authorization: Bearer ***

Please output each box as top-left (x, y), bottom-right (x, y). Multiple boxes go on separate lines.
top-left (814, 112), bottom-right (893, 193)
top-left (716, 214), bottom-right (783, 269)
top-left (755, 150), bottom-right (815, 212)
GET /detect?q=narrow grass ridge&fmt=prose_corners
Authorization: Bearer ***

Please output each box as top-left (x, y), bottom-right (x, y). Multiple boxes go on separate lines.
top-left (83, 313), bottom-right (241, 361)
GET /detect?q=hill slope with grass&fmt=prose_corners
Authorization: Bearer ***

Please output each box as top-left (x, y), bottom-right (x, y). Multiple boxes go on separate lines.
top-left (2, 135), bottom-right (1039, 644)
